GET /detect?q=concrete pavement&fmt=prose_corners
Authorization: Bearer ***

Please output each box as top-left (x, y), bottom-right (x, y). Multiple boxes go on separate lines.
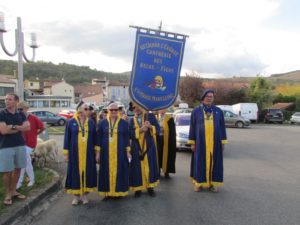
top-left (3, 125), bottom-right (300, 225)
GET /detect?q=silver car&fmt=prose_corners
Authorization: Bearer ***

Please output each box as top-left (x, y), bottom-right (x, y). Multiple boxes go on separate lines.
top-left (290, 112), bottom-right (300, 124)
top-left (29, 110), bottom-right (66, 126)
top-left (174, 113), bottom-right (191, 150)
top-left (222, 110), bottom-right (250, 128)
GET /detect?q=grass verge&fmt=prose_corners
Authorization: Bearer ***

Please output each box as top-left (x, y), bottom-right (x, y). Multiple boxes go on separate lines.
top-left (47, 126), bottom-right (65, 134)
top-left (0, 167), bottom-right (54, 214)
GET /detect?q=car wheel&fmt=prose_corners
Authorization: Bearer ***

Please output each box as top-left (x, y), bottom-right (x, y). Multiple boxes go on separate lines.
top-left (58, 119), bottom-right (65, 126)
top-left (235, 121), bottom-right (244, 128)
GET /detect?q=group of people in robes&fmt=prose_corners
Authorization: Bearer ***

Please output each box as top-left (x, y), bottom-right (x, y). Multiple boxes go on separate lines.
top-left (63, 88), bottom-right (227, 205)
top-left (63, 101), bottom-right (177, 205)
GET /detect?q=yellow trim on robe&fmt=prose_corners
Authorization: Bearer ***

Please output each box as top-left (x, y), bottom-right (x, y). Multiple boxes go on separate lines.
top-left (126, 146), bottom-right (131, 152)
top-left (65, 188), bottom-right (97, 195)
top-left (95, 146), bottom-right (101, 152)
top-left (63, 149), bottom-right (68, 155)
top-left (161, 114), bottom-right (170, 174)
top-left (222, 140), bottom-right (228, 144)
top-left (187, 140), bottom-right (195, 145)
top-left (131, 115), bottom-right (159, 191)
top-left (99, 191), bottom-right (128, 197)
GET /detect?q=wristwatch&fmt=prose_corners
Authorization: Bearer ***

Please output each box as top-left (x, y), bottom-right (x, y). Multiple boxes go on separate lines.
top-left (12, 125), bottom-right (16, 130)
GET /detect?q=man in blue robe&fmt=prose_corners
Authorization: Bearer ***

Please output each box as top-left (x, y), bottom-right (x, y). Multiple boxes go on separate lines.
top-left (129, 103), bottom-right (160, 197)
top-left (188, 89), bottom-right (227, 193)
top-left (97, 103), bottom-right (131, 198)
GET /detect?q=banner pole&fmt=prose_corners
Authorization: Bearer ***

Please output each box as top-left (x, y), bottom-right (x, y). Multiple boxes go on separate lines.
top-left (129, 25), bottom-right (189, 39)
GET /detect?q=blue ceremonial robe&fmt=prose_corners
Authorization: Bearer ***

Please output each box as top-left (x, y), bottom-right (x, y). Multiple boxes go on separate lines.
top-left (64, 115), bottom-right (98, 195)
top-left (97, 117), bottom-right (130, 197)
top-left (188, 105), bottom-right (227, 187)
top-left (129, 113), bottom-right (160, 191)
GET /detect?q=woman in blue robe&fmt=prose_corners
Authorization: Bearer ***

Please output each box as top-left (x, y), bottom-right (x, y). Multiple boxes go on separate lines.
top-left (129, 104), bottom-right (160, 197)
top-left (188, 89), bottom-right (227, 193)
top-left (97, 103), bottom-right (131, 198)
top-left (63, 102), bottom-right (98, 205)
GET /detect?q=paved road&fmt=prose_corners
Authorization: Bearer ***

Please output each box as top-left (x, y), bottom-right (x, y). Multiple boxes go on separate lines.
top-left (24, 125), bottom-right (300, 225)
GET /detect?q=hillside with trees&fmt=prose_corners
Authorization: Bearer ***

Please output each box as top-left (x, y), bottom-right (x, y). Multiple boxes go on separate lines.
top-left (0, 60), bottom-right (130, 84)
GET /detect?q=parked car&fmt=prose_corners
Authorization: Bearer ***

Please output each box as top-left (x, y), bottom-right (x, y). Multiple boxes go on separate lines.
top-left (259, 108), bottom-right (284, 124)
top-left (29, 110), bottom-right (67, 126)
top-left (173, 108), bottom-right (193, 115)
top-left (290, 112), bottom-right (300, 124)
top-left (174, 113), bottom-right (191, 150)
top-left (57, 109), bottom-right (76, 120)
top-left (222, 110), bottom-right (250, 128)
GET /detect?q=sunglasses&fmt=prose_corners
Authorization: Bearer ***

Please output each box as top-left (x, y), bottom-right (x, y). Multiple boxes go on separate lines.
top-left (18, 108), bottom-right (24, 111)
top-left (84, 108), bottom-right (90, 111)
top-left (109, 109), bottom-right (118, 112)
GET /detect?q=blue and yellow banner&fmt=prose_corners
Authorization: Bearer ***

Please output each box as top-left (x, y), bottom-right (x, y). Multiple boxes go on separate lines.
top-left (129, 29), bottom-right (186, 111)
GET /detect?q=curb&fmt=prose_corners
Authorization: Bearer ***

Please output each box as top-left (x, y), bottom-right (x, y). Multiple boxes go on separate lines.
top-left (0, 168), bottom-right (62, 225)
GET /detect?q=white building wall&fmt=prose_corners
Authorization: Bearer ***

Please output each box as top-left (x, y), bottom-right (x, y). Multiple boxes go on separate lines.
top-left (51, 82), bottom-right (74, 103)
top-left (24, 80), bottom-right (40, 90)
top-left (108, 86), bottom-right (129, 102)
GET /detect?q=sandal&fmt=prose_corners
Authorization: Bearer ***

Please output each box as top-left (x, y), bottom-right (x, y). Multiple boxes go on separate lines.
top-left (194, 186), bottom-right (203, 192)
top-left (209, 186), bottom-right (219, 193)
top-left (12, 193), bottom-right (27, 200)
top-left (3, 197), bottom-right (12, 206)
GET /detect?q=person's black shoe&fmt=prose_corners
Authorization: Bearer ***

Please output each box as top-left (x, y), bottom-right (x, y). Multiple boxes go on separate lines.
top-left (147, 188), bottom-right (156, 197)
top-left (134, 191), bottom-right (142, 198)
top-left (164, 173), bottom-right (170, 179)
top-left (103, 196), bottom-right (111, 201)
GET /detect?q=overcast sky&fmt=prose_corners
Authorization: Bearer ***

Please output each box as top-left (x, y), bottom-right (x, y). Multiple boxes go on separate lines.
top-left (1, 0), bottom-right (300, 78)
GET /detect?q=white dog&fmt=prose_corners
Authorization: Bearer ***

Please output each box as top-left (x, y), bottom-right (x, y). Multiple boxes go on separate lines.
top-left (34, 138), bottom-right (58, 167)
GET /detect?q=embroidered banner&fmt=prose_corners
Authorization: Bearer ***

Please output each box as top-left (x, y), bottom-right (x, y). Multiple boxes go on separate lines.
top-left (129, 29), bottom-right (186, 111)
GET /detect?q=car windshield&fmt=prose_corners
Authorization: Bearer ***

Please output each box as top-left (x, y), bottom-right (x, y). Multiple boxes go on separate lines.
top-left (175, 115), bottom-right (191, 126)
top-left (270, 109), bottom-right (282, 113)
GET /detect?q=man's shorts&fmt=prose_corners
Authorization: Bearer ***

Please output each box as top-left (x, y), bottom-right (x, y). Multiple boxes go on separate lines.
top-left (0, 146), bottom-right (26, 172)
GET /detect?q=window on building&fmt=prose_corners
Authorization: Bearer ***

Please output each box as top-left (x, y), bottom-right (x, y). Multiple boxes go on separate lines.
top-left (50, 100), bottom-right (60, 107)
top-left (0, 87), bottom-right (14, 96)
top-left (61, 101), bottom-right (69, 107)
top-left (42, 101), bottom-right (49, 107)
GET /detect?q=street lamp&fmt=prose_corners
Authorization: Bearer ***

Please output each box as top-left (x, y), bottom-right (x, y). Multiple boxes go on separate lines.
top-left (0, 12), bottom-right (38, 101)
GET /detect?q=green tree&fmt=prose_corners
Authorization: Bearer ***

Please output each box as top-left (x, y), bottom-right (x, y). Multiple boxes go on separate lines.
top-left (248, 77), bottom-right (273, 109)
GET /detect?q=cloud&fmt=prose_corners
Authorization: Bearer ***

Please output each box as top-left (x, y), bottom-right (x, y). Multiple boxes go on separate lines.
top-left (33, 20), bottom-right (136, 61)
top-left (34, 20), bottom-right (266, 76)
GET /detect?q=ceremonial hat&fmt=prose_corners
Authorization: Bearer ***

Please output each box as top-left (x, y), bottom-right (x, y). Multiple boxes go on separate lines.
top-left (201, 89), bottom-right (215, 100)
top-left (76, 100), bottom-right (84, 111)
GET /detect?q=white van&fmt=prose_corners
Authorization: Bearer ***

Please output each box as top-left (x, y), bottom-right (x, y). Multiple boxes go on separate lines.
top-left (231, 103), bottom-right (258, 123)
top-left (217, 105), bottom-right (234, 112)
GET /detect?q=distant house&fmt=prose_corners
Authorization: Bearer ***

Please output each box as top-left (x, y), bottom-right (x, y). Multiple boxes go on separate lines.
top-left (24, 79), bottom-right (44, 96)
top-left (92, 77), bottom-right (109, 101)
top-left (107, 80), bottom-right (129, 103)
top-left (0, 74), bottom-right (17, 108)
top-left (74, 84), bottom-right (103, 105)
top-left (43, 80), bottom-right (74, 103)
